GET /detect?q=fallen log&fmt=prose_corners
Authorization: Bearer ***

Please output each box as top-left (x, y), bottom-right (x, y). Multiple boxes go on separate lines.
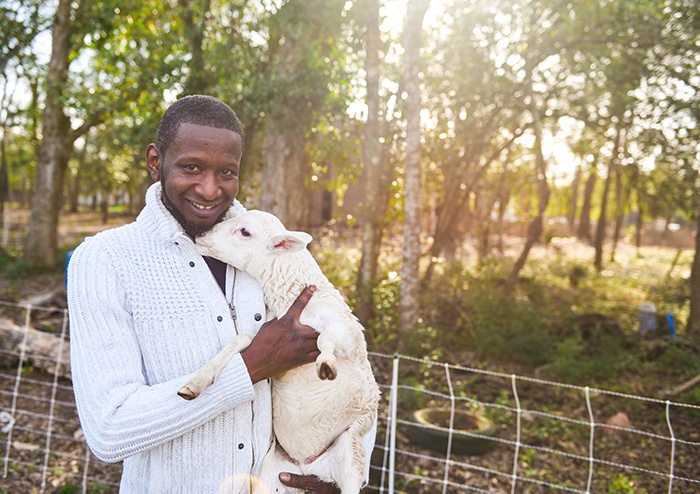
top-left (0, 318), bottom-right (71, 380)
top-left (661, 373), bottom-right (700, 399)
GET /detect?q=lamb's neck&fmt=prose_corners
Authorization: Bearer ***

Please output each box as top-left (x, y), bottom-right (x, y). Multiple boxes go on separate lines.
top-left (252, 253), bottom-right (318, 315)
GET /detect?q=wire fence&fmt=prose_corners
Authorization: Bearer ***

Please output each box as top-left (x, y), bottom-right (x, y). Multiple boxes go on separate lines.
top-left (1, 300), bottom-right (699, 493)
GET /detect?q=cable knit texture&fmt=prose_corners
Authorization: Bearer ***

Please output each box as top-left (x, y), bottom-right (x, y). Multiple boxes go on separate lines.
top-left (68, 182), bottom-right (271, 493)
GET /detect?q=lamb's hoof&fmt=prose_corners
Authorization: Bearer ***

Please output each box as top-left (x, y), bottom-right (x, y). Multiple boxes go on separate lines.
top-left (318, 362), bottom-right (337, 381)
top-left (177, 385), bottom-right (199, 400)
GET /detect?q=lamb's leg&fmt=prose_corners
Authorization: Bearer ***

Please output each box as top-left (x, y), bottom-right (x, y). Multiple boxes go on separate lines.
top-left (259, 441), bottom-right (304, 493)
top-left (304, 416), bottom-right (374, 494)
top-left (178, 334), bottom-right (253, 400)
top-left (315, 332), bottom-right (339, 380)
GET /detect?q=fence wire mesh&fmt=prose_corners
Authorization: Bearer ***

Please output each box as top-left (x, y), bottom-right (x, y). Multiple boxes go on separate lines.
top-left (1, 301), bottom-right (699, 493)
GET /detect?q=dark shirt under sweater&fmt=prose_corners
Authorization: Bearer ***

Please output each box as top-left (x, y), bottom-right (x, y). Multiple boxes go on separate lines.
top-left (203, 256), bottom-right (227, 294)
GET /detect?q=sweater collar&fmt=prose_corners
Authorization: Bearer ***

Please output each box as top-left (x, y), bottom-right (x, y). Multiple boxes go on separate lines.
top-left (137, 182), bottom-right (246, 243)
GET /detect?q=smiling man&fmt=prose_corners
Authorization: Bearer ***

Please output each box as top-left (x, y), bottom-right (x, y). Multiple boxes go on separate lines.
top-left (146, 112), bottom-right (242, 238)
top-left (67, 95), bottom-right (353, 493)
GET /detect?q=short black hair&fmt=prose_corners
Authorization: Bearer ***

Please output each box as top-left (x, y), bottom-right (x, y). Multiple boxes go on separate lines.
top-left (156, 95), bottom-right (244, 156)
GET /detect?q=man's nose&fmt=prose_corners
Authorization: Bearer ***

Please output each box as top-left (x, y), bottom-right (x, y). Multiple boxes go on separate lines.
top-left (196, 173), bottom-right (221, 199)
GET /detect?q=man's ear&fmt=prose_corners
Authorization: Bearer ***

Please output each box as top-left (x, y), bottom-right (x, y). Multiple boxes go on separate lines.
top-left (146, 143), bottom-right (161, 181)
top-left (268, 231), bottom-right (312, 253)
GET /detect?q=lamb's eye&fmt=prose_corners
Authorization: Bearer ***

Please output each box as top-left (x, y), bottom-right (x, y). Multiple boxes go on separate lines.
top-left (240, 227), bottom-right (251, 237)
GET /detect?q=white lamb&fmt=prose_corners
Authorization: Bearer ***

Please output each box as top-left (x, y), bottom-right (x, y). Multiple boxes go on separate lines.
top-left (179, 210), bottom-right (380, 493)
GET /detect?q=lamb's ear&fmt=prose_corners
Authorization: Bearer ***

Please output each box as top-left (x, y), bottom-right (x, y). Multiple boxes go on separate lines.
top-left (268, 231), bottom-right (313, 253)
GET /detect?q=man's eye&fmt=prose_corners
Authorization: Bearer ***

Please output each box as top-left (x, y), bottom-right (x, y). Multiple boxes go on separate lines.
top-left (222, 169), bottom-right (238, 177)
top-left (184, 165), bottom-right (198, 171)
top-left (240, 227), bottom-right (251, 237)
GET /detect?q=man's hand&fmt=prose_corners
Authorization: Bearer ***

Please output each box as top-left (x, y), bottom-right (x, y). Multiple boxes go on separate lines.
top-left (279, 472), bottom-right (341, 493)
top-left (241, 286), bottom-right (319, 383)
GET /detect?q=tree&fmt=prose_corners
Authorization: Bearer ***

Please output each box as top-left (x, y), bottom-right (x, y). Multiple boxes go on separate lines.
top-left (421, 0), bottom-right (524, 281)
top-left (505, 99), bottom-right (550, 290)
top-left (178, 0), bottom-right (214, 95)
top-left (0, 0), bottom-right (50, 239)
top-left (0, 0), bottom-right (49, 74)
top-left (356, 0), bottom-right (384, 325)
top-left (259, 0), bottom-right (348, 231)
top-left (398, 0), bottom-right (430, 346)
top-left (689, 212), bottom-right (700, 340)
top-left (24, 0), bottom-right (76, 269)
top-left (593, 127), bottom-right (621, 272)
top-left (24, 0), bottom-right (200, 268)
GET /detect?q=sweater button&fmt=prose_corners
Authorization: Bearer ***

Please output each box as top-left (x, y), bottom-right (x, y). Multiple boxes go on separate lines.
top-left (254, 313), bottom-right (262, 322)
top-left (238, 443), bottom-right (245, 450)
top-left (189, 261), bottom-right (195, 267)
top-left (217, 316), bottom-right (223, 322)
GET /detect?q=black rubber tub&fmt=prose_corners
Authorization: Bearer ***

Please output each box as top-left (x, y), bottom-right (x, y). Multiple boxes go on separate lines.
top-left (406, 407), bottom-right (498, 456)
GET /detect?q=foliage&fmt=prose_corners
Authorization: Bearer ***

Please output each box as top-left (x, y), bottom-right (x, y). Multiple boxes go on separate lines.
top-left (607, 474), bottom-right (648, 494)
top-left (0, 242), bottom-right (72, 278)
top-left (418, 259), bottom-right (555, 367)
top-left (0, 247), bottom-right (31, 279)
top-left (313, 237), bottom-right (697, 390)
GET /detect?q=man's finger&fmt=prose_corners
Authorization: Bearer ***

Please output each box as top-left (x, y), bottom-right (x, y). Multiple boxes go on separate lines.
top-left (289, 285), bottom-right (316, 312)
top-left (279, 472), bottom-right (310, 488)
top-left (279, 472), bottom-right (340, 493)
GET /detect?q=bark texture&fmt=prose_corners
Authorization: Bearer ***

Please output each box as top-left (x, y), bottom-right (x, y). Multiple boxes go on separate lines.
top-left (25, 0), bottom-right (73, 270)
top-left (398, 0), bottom-right (430, 344)
top-left (356, 0), bottom-right (384, 325)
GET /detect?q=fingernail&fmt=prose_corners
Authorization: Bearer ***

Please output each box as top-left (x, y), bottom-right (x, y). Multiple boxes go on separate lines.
top-left (309, 285), bottom-right (317, 292)
top-left (279, 472), bottom-right (291, 482)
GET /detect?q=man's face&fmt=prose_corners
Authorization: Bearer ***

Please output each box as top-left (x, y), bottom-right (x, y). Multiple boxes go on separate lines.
top-left (146, 122), bottom-right (243, 238)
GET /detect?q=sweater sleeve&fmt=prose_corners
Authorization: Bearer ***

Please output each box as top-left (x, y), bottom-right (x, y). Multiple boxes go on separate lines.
top-left (67, 238), bottom-right (256, 463)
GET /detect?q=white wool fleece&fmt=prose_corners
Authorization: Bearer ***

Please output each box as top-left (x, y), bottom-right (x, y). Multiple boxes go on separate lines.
top-left (68, 182), bottom-right (272, 493)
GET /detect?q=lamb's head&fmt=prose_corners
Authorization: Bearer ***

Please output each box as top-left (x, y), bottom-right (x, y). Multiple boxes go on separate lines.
top-left (195, 210), bottom-right (313, 271)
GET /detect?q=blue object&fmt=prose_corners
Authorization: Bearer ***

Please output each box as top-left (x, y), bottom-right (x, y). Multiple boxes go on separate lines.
top-left (666, 313), bottom-right (675, 338)
top-left (65, 250), bottom-right (74, 290)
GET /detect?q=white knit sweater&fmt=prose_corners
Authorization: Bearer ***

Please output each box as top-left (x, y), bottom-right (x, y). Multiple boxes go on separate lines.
top-left (68, 183), bottom-right (272, 493)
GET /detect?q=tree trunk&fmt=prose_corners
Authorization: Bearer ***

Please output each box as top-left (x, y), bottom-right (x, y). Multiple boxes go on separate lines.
top-left (259, 0), bottom-right (344, 232)
top-left (687, 212), bottom-right (700, 343)
top-left (101, 193), bottom-right (109, 225)
top-left (260, 123), bottom-right (309, 231)
top-left (475, 188), bottom-right (498, 263)
top-left (69, 136), bottom-right (89, 213)
top-left (495, 190), bottom-right (509, 254)
top-left (179, 0), bottom-right (213, 95)
top-left (577, 170), bottom-right (596, 241)
top-left (356, 0), bottom-right (383, 325)
top-left (24, 0), bottom-right (74, 270)
top-left (635, 191), bottom-right (643, 256)
top-left (425, 131), bottom-right (520, 280)
top-left (594, 127), bottom-right (621, 272)
top-left (568, 163), bottom-right (581, 234)
top-left (0, 107), bottom-right (8, 233)
top-left (398, 0), bottom-right (430, 349)
top-left (423, 164), bottom-right (471, 282)
top-left (505, 101), bottom-right (549, 291)
top-left (610, 165), bottom-right (624, 263)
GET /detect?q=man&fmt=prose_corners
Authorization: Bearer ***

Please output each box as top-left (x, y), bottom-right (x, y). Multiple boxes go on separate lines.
top-left (68, 95), bottom-right (371, 493)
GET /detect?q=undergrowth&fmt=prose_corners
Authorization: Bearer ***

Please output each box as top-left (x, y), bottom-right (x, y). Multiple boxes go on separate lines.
top-left (315, 238), bottom-right (699, 392)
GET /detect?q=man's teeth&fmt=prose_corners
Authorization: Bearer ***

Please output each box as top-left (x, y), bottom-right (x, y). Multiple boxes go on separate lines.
top-left (191, 201), bottom-right (215, 210)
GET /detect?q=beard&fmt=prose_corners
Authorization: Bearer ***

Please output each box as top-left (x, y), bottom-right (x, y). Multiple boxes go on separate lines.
top-left (160, 187), bottom-right (228, 238)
